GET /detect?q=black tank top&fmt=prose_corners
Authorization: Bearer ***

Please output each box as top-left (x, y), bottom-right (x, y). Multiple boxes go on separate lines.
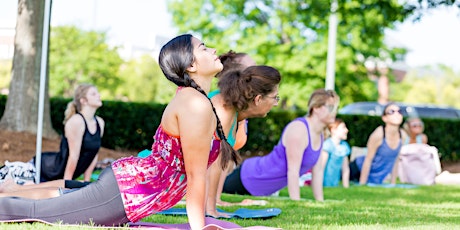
top-left (71, 113), bottom-right (102, 179)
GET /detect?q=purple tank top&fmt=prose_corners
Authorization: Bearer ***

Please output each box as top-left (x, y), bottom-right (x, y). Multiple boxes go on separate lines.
top-left (240, 117), bottom-right (323, 196)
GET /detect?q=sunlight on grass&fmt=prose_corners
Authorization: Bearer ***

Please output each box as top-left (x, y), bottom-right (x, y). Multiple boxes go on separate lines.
top-left (1, 184), bottom-right (460, 229)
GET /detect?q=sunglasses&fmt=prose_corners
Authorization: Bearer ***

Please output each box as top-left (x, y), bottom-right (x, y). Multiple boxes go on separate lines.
top-left (410, 122), bottom-right (423, 128)
top-left (324, 104), bottom-right (337, 113)
top-left (385, 109), bottom-right (402, 115)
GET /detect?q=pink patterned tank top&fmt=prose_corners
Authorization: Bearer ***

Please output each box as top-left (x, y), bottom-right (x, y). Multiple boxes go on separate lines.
top-left (112, 125), bottom-right (220, 222)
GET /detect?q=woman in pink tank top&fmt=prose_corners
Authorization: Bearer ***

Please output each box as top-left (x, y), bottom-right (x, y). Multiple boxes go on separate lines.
top-left (0, 34), bottom-right (238, 230)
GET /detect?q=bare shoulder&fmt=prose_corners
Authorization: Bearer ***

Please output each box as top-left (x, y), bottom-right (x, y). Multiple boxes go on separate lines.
top-left (65, 114), bottom-right (86, 135)
top-left (66, 114), bottom-right (85, 127)
top-left (368, 126), bottom-right (384, 143)
top-left (96, 116), bottom-right (105, 136)
top-left (95, 116), bottom-right (105, 128)
top-left (283, 119), bottom-right (308, 142)
top-left (285, 119), bottom-right (307, 134)
top-left (176, 88), bottom-right (213, 116)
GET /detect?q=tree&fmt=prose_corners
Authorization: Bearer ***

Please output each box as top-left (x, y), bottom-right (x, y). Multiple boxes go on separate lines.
top-left (0, 0), bottom-right (56, 138)
top-left (168, 0), bottom-right (459, 109)
top-left (393, 66), bottom-right (460, 108)
top-left (115, 54), bottom-right (174, 103)
top-left (48, 26), bottom-right (123, 99)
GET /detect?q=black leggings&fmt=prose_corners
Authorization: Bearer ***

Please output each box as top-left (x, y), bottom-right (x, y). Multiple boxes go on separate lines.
top-left (349, 160), bottom-right (361, 182)
top-left (222, 165), bottom-right (250, 195)
top-left (0, 167), bottom-right (129, 226)
top-left (65, 180), bottom-right (91, 188)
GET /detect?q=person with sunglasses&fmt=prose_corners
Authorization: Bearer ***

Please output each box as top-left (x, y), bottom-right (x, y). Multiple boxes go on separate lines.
top-left (222, 89), bottom-right (340, 201)
top-left (349, 102), bottom-right (408, 185)
top-left (403, 117), bottom-right (428, 144)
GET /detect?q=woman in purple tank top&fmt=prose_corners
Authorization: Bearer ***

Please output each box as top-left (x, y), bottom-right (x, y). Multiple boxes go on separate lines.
top-left (223, 89), bottom-right (340, 201)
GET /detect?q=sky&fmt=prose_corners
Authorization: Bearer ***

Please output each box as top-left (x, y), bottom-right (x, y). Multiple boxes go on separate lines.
top-left (1, 0), bottom-right (459, 71)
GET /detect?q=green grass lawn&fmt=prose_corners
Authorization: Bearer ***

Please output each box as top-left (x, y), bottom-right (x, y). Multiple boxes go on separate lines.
top-left (1, 184), bottom-right (460, 229)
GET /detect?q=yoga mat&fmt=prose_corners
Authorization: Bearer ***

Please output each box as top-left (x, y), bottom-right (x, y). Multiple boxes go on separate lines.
top-left (130, 217), bottom-right (281, 229)
top-left (366, 183), bottom-right (419, 189)
top-left (0, 217), bottom-right (281, 230)
top-left (157, 208), bottom-right (281, 219)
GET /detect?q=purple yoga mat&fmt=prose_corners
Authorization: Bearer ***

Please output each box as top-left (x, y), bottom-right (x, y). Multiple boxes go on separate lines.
top-left (129, 217), bottom-right (241, 229)
top-left (0, 217), bottom-right (280, 229)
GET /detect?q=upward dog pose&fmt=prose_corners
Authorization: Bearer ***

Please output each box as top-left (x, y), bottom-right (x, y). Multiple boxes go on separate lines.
top-left (349, 102), bottom-right (408, 185)
top-left (214, 50), bottom-right (256, 151)
top-left (0, 84), bottom-right (104, 197)
top-left (222, 89), bottom-right (340, 201)
top-left (206, 65), bottom-right (281, 217)
top-left (207, 50), bottom-right (258, 213)
top-left (0, 84), bottom-right (105, 192)
top-left (0, 34), bottom-right (237, 230)
top-left (48, 83), bottom-right (105, 182)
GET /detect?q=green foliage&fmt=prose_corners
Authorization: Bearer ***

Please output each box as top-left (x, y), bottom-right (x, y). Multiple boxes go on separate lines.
top-left (2, 95), bottom-right (459, 161)
top-left (393, 66), bottom-right (460, 108)
top-left (96, 100), bottom-right (167, 151)
top-left (153, 77), bottom-right (177, 104)
top-left (337, 114), bottom-right (381, 147)
top-left (48, 26), bottom-right (175, 104)
top-left (115, 55), bottom-right (171, 103)
top-left (0, 60), bottom-right (11, 90)
top-left (167, 0), bottom-right (417, 108)
top-left (48, 26), bottom-right (124, 98)
top-left (241, 110), bottom-right (304, 156)
top-left (6, 184), bottom-right (460, 229)
top-left (47, 97), bottom-right (166, 151)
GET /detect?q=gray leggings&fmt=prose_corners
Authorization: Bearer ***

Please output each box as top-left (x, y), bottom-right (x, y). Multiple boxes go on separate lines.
top-left (0, 167), bottom-right (129, 226)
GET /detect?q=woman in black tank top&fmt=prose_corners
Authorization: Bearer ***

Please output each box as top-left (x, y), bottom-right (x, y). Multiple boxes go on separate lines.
top-left (0, 84), bottom-right (105, 199)
top-left (50, 84), bottom-right (104, 182)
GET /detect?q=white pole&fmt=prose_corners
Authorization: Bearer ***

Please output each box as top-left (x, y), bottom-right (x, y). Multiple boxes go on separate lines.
top-left (325, 0), bottom-right (338, 90)
top-left (35, 0), bottom-right (52, 183)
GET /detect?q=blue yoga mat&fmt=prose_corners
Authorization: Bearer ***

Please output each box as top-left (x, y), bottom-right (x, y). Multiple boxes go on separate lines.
top-left (366, 183), bottom-right (419, 189)
top-left (157, 208), bottom-right (282, 219)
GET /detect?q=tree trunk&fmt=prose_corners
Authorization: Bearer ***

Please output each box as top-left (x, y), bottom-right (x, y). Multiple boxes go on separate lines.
top-left (0, 0), bottom-right (57, 139)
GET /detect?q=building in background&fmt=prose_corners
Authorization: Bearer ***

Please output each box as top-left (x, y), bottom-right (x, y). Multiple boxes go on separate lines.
top-left (0, 20), bottom-right (15, 60)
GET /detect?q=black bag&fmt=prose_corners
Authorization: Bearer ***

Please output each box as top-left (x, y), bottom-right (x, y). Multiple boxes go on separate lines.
top-left (33, 135), bottom-right (69, 182)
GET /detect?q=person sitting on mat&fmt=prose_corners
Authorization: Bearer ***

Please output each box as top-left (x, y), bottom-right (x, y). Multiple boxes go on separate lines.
top-left (349, 102), bottom-right (408, 185)
top-left (0, 83), bottom-right (104, 189)
top-left (222, 89), bottom-right (340, 201)
top-left (321, 118), bottom-right (351, 188)
top-left (0, 34), bottom-right (238, 230)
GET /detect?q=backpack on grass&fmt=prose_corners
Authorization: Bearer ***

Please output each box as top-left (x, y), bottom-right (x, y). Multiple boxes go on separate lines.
top-left (0, 160), bottom-right (37, 185)
top-left (398, 143), bottom-right (441, 185)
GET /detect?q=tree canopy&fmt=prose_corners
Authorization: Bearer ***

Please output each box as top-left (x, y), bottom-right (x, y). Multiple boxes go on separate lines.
top-left (168, 0), bottom-right (459, 109)
top-left (48, 26), bottom-right (123, 99)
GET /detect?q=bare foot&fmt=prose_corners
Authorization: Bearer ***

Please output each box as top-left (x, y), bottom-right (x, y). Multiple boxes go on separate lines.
top-left (0, 178), bottom-right (20, 193)
top-left (216, 199), bottom-right (234, 207)
top-left (206, 209), bottom-right (230, 218)
top-left (239, 198), bottom-right (268, 206)
top-left (217, 198), bottom-right (268, 207)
